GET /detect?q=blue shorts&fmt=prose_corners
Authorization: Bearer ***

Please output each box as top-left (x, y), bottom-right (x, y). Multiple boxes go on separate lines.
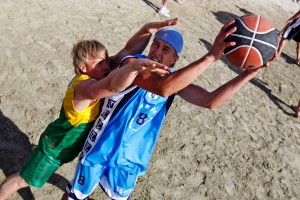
top-left (67, 161), bottom-right (137, 200)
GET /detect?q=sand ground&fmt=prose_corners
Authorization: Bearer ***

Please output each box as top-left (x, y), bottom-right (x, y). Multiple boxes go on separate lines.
top-left (0, 0), bottom-right (299, 199)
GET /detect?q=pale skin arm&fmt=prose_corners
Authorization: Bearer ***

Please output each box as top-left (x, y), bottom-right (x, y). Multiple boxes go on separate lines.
top-left (110, 18), bottom-right (179, 69)
top-left (74, 59), bottom-right (170, 111)
top-left (132, 20), bottom-right (237, 97)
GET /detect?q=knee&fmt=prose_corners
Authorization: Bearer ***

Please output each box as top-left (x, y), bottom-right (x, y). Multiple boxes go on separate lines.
top-left (12, 173), bottom-right (29, 188)
top-left (18, 177), bottom-right (29, 188)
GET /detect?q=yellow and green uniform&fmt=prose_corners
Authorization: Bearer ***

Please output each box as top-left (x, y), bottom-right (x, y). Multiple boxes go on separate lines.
top-left (20, 74), bottom-right (100, 188)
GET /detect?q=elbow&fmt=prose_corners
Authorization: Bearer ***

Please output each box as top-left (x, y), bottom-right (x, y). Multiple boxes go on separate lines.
top-left (206, 105), bottom-right (217, 110)
top-left (155, 87), bottom-right (176, 98)
top-left (108, 86), bottom-right (124, 94)
top-left (150, 90), bottom-right (170, 98)
top-left (201, 97), bottom-right (224, 110)
top-left (105, 78), bottom-right (128, 94)
top-left (203, 103), bottom-right (219, 110)
top-left (158, 90), bottom-right (172, 98)
top-left (155, 82), bottom-right (178, 97)
top-left (108, 88), bottom-right (118, 93)
top-left (160, 93), bottom-right (172, 98)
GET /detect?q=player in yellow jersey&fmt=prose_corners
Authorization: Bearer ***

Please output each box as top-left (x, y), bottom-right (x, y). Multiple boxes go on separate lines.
top-left (0, 18), bottom-right (178, 200)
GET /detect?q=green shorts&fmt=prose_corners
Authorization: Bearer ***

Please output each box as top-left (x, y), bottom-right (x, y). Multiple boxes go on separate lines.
top-left (20, 126), bottom-right (88, 187)
top-left (20, 132), bottom-right (86, 188)
top-left (20, 145), bottom-right (60, 188)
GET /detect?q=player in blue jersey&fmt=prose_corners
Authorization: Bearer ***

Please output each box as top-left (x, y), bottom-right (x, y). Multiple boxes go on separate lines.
top-left (0, 18), bottom-right (177, 200)
top-left (64, 20), bottom-right (271, 200)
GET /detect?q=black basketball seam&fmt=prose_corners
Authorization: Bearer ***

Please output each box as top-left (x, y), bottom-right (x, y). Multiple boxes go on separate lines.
top-left (224, 15), bottom-right (278, 68)
top-left (238, 18), bottom-right (276, 34)
top-left (225, 34), bottom-right (277, 49)
top-left (225, 45), bottom-right (263, 67)
top-left (225, 16), bottom-right (259, 68)
top-left (240, 16), bottom-right (260, 69)
top-left (249, 46), bottom-right (263, 66)
top-left (236, 16), bottom-right (277, 49)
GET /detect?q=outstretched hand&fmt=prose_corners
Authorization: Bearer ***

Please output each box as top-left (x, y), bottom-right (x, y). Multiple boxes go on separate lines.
top-left (146, 18), bottom-right (179, 34)
top-left (207, 20), bottom-right (237, 61)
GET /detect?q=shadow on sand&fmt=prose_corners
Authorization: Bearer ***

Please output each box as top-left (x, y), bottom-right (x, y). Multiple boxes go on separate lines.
top-left (141, 0), bottom-right (160, 12)
top-left (0, 110), bottom-right (69, 200)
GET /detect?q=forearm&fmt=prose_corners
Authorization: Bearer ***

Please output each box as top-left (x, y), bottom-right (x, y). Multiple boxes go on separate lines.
top-left (137, 19), bottom-right (236, 97)
top-left (108, 65), bottom-right (141, 91)
top-left (124, 24), bottom-right (152, 55)
top-left (88, 59), bottom-right (170, 99)
top-left (179, 69), bottom-right (258, 109)
top-left (110, 18), bottom-right (179, 69)
top-left (123, 18), bottom-right (179, 53)
top-left (152, 54), bottom-right (216, 96)
top-left (110, 25), bottom-right (152, 69)
top-left (204, 70), bottom-right (258, 109)
top-left (85, 65), bottom-right (139, 100)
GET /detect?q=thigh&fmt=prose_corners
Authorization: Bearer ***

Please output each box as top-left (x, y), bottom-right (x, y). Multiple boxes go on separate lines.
top-left (20, 146), bottom-right (59, 188)
top-left (68, 162), bottom-right (106, 199)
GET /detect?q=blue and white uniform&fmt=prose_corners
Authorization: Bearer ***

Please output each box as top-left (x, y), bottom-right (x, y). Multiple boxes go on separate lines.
top-left (67, 55), bottom-right (175, 200)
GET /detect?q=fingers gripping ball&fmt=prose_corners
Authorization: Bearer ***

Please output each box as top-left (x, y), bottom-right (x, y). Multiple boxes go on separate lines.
top-left (224, 14), bottom-right (278, 69)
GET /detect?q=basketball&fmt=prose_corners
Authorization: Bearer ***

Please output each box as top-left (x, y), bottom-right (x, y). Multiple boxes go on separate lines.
top-left (224, 14), bottom-right (278, 69)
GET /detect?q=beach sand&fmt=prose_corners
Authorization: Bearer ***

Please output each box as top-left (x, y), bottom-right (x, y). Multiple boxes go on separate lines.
top-left (0, 0), bottom-right (299, 199)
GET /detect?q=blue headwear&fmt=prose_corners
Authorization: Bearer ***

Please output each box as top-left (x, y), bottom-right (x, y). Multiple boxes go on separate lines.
top-left (154, 28), bottom-right (184, 55)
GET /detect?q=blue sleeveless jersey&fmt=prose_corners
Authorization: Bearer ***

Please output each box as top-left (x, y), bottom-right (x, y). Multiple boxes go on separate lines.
top-left (79, 54), bottom-right (175, 176)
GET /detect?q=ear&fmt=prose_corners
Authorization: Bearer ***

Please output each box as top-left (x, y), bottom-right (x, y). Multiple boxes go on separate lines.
top-left (171, 55), bottom-right (179, 66)
top-left (79, 63), bottom-right (87, 73)
top-left (174, 55), bottom-right (179, 63)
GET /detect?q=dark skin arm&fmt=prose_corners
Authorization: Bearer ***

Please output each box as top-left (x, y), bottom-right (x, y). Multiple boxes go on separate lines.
top-left (109, 18), bottom-right (179, 70)
top-left (126, 21), bottom-right (270, 110)
top-left (177, 68), bottom-right (261, 109)
top-left (129, 20), bottom-right (237, 97)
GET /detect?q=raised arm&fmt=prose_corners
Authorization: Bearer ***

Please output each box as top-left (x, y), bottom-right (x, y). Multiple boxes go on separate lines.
top-left (110, 18), bottom-right (179, 69)
top-left (177, 68), bottom-right (260, 109)
top-left (132, 20), bottom-right (237, 97)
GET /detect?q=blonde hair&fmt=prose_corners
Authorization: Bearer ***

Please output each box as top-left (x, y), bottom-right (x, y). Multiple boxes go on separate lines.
top-left (72, 40), bottom-right (108, 75)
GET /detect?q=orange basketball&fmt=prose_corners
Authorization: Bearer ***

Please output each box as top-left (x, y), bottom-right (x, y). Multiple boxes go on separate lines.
top-left (224, 14), bottom-right (278, 69)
